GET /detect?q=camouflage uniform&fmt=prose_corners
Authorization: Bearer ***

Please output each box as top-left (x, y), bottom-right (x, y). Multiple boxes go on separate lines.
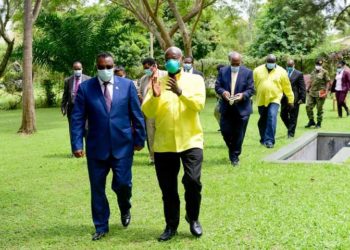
top-left (306, 68), bottom-right (330, 123)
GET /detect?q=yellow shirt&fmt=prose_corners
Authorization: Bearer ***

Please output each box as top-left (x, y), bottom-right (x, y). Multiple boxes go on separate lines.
top-left (141, 71), bottom-right (206, 153)
top-left (253, 64), bottom-right (294, 107)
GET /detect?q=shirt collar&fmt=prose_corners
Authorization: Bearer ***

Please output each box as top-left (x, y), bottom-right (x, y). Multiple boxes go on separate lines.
top-left (98, 77), bottom-right (114, 86)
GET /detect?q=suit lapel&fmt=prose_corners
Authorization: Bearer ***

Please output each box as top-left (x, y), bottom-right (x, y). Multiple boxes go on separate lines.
top-left (235, 68), bottom-right (244, 92)
top-left (225, 67), bottom-right (232, 93)
top-left (69, 76), bottom-right (74, 93)
top-left (93, 77), bottom-right (109, 113)
top-left (111, 76), bottom-right (120, 112)
top-left (289, 70), bottom-right (297, 85)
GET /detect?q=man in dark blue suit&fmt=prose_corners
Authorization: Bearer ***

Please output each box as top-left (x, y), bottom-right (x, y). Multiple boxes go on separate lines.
top-left (215, 52), bottom-right (255, 166)
top-left (71, 52), bottom-right (146, 241)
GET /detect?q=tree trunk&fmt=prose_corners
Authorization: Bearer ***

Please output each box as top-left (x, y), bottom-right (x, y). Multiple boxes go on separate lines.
top-left (150, 32), bottom-right (154, 58)
top-left (19, 0), bottom-right (36, 134)
top-left (0, 39), bottom-right (14, 78)
top-left (183, 39), bottom-right (193, 57)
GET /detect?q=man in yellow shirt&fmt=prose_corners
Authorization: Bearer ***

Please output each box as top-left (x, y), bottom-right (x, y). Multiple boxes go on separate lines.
top-left (253, 54), bottom-right (294, 148)
top-left (142, 47), bottom-right (205, 241)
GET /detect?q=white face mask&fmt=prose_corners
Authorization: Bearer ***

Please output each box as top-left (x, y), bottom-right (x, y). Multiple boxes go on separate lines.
top-left (74, 70), bottom-right (82, 77)
top-left (98, 69), bottom-right (114, 82)
top-left (315, 65), bottom-right (322, 71)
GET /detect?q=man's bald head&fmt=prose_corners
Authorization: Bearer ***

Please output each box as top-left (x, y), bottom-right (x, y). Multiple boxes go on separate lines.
top-left (287, 59), bottom-right (295, 67)
top-left (165, 46), bottom-right (183, 61)
top-left (228, 51), bottom-right (242, 66)
top-left (266, 54), bottom-right (276, 63)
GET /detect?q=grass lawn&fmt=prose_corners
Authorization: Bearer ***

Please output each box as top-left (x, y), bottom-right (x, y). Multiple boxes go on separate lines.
top-left (1, 97), bottom-right (350, 249)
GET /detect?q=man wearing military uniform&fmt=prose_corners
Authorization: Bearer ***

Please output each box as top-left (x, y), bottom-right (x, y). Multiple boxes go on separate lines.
top-left (305, 59), bottom-right (331, 128)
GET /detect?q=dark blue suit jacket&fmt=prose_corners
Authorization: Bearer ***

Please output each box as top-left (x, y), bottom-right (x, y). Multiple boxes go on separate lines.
top-left (215, 65), bottom-right (255, 117)
top-left (71, 76), bottom-right (146, 160)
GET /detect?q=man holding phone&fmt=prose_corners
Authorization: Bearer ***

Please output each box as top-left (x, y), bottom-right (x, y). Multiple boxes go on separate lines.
top-left (215, 51), bottom-right (255, 166)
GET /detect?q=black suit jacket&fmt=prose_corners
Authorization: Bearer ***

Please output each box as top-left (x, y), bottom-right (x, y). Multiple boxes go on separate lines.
top-left (284, 69), bottom-right (306, 104)
top-left (61, 74), bottom-right (91, 116)
top-left (192, 69), bottom-right (204, 78)
top-left (215, 65), bottom-right (255, 117)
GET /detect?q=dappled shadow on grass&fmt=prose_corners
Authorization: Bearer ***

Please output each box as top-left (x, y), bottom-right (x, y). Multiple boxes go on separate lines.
top-left (23, 223), bottom-right (197, 243)
top-left (43, 153), bottom-right (73, 159)
top-left (203, 157), bottom-right (230, 166)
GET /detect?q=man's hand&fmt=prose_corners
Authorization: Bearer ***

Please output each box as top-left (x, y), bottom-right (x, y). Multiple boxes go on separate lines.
top-left (61, 106), bottom-right (66, 116)
top-left (222, 91), bottom-right (231, 101)
top-left (152, 77), bottom-right (161, 97)
top-left (288, 103), bottom-right (294, 110)
top-left (166, 77), bottom-right (182, 96)
top-left (134, 145), bottom-right (144, 151)
top-left (73, 150), bottom-right (85, 158)
top-left (234, 93), bottom-right (244, 102)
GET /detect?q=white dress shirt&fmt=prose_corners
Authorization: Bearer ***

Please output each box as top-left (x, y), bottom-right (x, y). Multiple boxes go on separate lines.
top-left (98, 77), bottom-right (114, 99)
top-left (335, 70), bottom-right (344, 91)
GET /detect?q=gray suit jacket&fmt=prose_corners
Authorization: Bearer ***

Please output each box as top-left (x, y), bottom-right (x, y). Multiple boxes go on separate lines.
top-left (138, 70), bottom-right (167, 101)
top-left (61, 74), bottom-right (91, 116)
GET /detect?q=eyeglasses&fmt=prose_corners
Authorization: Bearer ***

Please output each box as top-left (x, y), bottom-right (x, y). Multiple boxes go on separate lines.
top-left (97, 65), bottom-right (114, 70)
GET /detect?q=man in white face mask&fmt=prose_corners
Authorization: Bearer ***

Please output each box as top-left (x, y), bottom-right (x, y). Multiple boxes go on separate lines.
top-left (61, 61), bottom-right (91, 154)
top-left (71, 52), bottom-right (146, 241)
top-left (305, 59), bottom-right (331, 128)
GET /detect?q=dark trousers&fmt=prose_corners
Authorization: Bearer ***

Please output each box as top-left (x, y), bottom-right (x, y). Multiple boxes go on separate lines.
top-left (67, 112), bottom-right (74, 153)
top-left (280, 101), bottom-right (300, 136)
top-left (336, 91), bottom-right (349, 117)
top-left (220, 113), bottom-right (249, 162)
top-left (154, 148), bottom-right (203, 229)
top-left (87, 155), bottom-right (133, 233)
top-left (258, 103), bottom-right (280, 145)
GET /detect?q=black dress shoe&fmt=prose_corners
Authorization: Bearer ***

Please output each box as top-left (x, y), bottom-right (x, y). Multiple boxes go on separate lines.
top-left (185, 215), bottom-right (203, 237)
top-left (305, 120), bottom-right (316, 128)
top-left (158, 226), bottom-right (177, 241)
top-left (92, 231), bottom-right (107, 241)
top-left (121, 210), bottom-right (131, 227)
top-left (315, 122), bottom-right (321, 129)
top-left (265, 142), bottom-right (274, 148)
top-left (231, 159), bottom-right (239, 166)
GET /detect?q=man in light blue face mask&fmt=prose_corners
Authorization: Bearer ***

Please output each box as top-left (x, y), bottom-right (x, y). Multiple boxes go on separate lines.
top-left (183, 56), bottom-right (204, 77)
top-left (70, 52), bottom-right (146, 241)
top-left (138, 57), bottom-right (167, 165)
top-left (215, 51), bottom-right (255, 166)
top-left (61, 61), bottom-right (91, 154)
top-left (253, 54), bottom-right (294, 148)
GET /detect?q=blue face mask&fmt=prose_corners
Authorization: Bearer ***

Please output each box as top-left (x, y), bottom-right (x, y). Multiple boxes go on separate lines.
top-left (183, 63), bottom-right (192, 72)
top-left (286, 67), bottom-right (294, 74)
top-left (266, 63), bottom-right (276, 70)
top-left (231, 66), bottom-right (240, 73)
top-left (165, 59), bottom-right (181, 74)
top-left (144, 69), bottom-right (153, 76)
top-left (98, 69), bottom-right (114, 82)
top-left (337, 67), bottom-right (343, 74)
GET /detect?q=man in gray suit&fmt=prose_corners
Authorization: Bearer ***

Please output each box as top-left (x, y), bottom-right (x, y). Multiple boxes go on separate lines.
top-left (138, 58), bottom-right (167, 164)
top-left (61, 61), bottom-right (91, 153)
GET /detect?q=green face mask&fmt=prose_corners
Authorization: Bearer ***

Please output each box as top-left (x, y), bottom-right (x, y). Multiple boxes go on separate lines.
top-left (165, 59), bottom-right (181, 74)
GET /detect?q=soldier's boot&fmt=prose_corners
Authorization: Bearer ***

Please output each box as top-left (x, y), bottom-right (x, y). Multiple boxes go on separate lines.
top-left (305, 120), bottom-right (316, 128)
top-left (315, 121), bottom-right (321, 129)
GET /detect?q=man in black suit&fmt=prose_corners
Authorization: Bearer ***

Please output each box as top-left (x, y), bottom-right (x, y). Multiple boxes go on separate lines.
top-left (280, 59), bottom-right (306, 138)
top-left (215, 52), bottom-right (255, 166)
top-left (61, 61), bottom-right (91, 153)
top-left (183, 56), bottom-right (204, 77)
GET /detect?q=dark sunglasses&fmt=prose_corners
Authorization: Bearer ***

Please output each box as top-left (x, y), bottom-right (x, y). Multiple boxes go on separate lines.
top-left (97, 65), bottom-right (114, 70)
